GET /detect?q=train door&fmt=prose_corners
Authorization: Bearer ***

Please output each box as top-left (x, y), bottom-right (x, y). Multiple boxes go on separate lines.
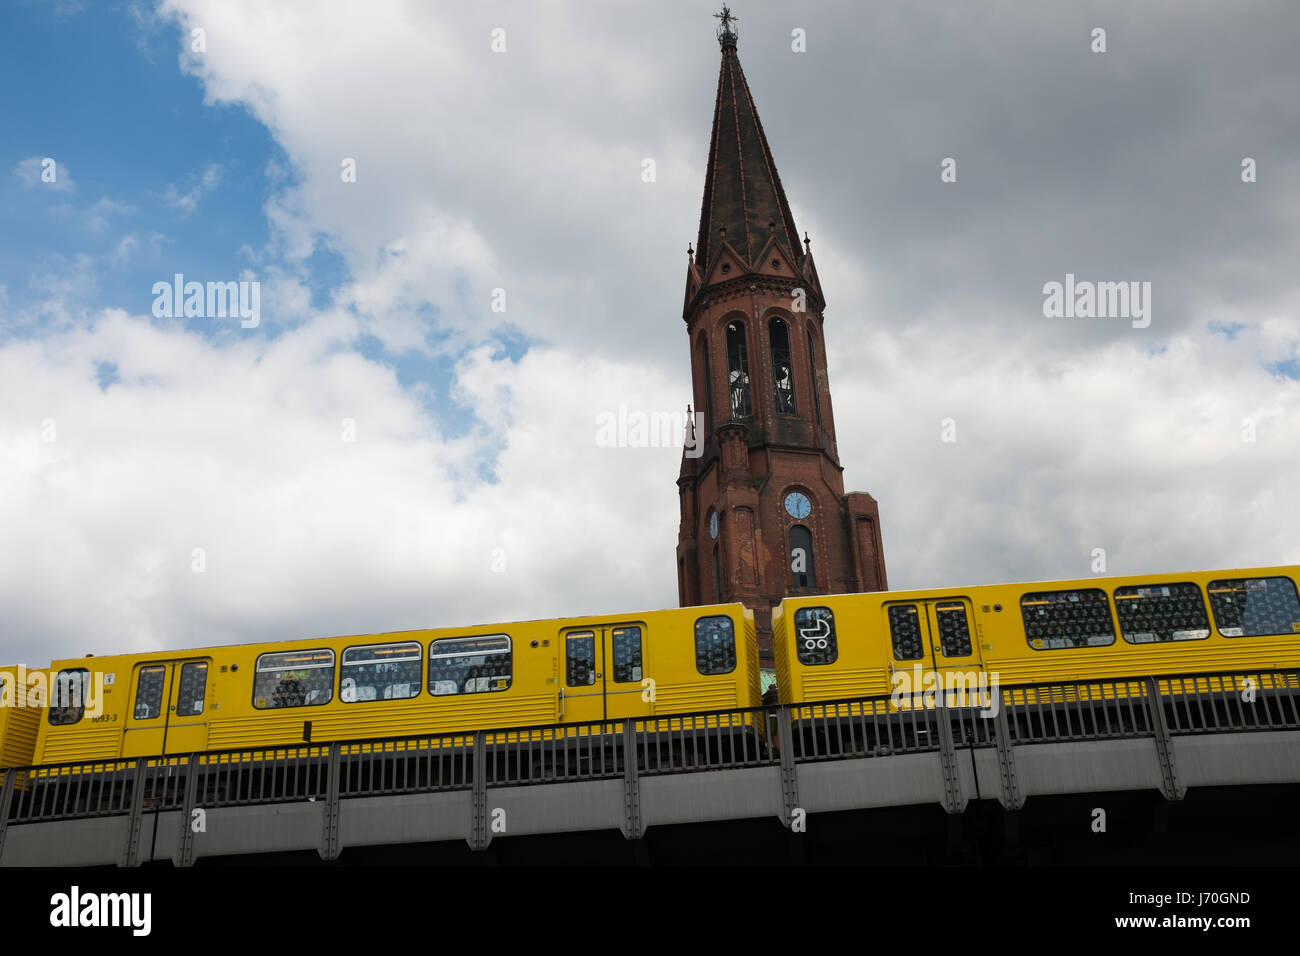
top-left (122, 658), bottom-right (211, 757)
top-left (922, 599), bottom-right (985, 705)
top-left (885, 599), bottom-right (985, 707)
top-left (559, 623), bottom-right (652, 724)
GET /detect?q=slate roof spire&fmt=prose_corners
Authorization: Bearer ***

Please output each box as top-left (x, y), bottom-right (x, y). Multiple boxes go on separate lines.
top-left (696, 7), bottom-right (802, 272)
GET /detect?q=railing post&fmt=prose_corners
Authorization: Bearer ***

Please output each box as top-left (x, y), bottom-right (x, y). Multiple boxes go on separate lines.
top-left (175, 754), bottom-right (201, 867)
top-left (621, 719), bottom-right (642, 840)
top-left (1145, 677), bottom-right (1185, 801)
top-left (120, 758), bottom-right (147, 867)
top-left (0, 769), bottom-right (17, 864)
top-left (935, 704), bottom-right (965, 813)
top-left (776, 705), bottom-right (799, 826)
top-left (991, 703), bottom-right (1024, 810)
top-left (469, 731), bottom-right (489, 851)
top-left (320, 742), bottom-right (342, 862)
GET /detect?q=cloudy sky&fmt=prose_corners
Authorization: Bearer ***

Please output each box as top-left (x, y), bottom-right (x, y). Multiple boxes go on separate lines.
top-left (2, 0), bottom-right (1297, 668)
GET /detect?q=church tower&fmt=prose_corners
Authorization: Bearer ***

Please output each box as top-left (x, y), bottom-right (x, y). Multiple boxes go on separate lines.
top-left (676, 9), bottom-right (888, 664)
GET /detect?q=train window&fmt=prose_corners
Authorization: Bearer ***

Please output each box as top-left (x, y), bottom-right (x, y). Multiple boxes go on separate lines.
top-left (935, 602), bottom-right (973, 657)
top-left (429, 635), bottom-right (512, 695)
top-left (253, 650), bottom-right (335, 709)
top-left (794, 606), bottom-right (837, 665)
top-left (888, 605), bottom-right (924, 660)
top-left (1114, 583), bottom-right (1211, 644)
top-left (48, 668), bottom-right (90, 725)
top-left (1021, 589), bottom-right (1115, 649)
top-left (611, 626), bottom-right (643, 683)
top-left (1208, 576), bottom-right (1300, 638)
top-left (176, 662), bottom-right (208, 717)
top-left (340, 642), bottom-right (421, 703)
top-left (134, 665), bottom-right (166, 720)
top-left (695, 615), bottom-right (737, 675)
top-left (566, 632), bottom-right (596, 686)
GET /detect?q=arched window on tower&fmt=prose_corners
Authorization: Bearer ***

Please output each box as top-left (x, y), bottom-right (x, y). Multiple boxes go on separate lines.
top-left (726, 321), bottom-right (752, 419)
top-left (769, 318), bottom-right (796, 414)
top-left (806, 328), bottom-right (823, 426)
top-left (790, 525), bottom-right (816, 589)
top-left (699, 338), bottom-right (714, 432)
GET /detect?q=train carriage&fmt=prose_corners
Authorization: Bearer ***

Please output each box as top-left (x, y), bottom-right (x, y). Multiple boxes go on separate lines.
top-left (31, 603), bottom-right (762, 780)
top-left (774, 565), bottom-right (1300, 753)
top-left (0, 666), bottom-right (42, 771)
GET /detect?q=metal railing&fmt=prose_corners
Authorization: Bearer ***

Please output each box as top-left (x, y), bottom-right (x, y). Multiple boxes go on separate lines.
top-left (2, 666), bottom-right (1296, 828)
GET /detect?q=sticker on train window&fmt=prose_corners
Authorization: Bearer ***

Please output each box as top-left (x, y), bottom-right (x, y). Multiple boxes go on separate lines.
top-left (1113, 582), bottom-right (1210, 644)
top-left (1207, 576), bottom-right (1300, 638)
top-left (794, 606), bottom-right (836, 666)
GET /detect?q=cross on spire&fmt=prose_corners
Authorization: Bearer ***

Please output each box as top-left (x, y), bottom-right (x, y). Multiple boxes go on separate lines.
top-left (714, 5), bottom-right (738, 49)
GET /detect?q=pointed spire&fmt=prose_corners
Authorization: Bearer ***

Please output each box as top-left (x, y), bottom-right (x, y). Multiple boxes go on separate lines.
top-left (696, 9), bottom-right (802, 273)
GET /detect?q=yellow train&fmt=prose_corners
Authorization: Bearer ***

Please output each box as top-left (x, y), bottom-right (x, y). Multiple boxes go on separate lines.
top-left (0, 666), bottom-right (41, 771)
top-left (774, 565), bottom-right (1300, 713)
top-left (24, 603), bottom-right (759, 766)
top-left (2, 565), bottom-right (1297, 775)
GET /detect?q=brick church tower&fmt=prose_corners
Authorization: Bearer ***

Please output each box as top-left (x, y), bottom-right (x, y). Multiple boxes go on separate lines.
top-left (676, 9), bottom-right (888, 664)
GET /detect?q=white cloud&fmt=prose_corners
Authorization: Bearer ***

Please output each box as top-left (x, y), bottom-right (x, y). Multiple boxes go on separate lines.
top-left (161, 162), bottom-right (223, 218)
top-left (12, 156), bottom-right (75, 193)
top-left (110, 230), bottom-right (168, 265)
top-left (0, 305), bottom-right (687, 666)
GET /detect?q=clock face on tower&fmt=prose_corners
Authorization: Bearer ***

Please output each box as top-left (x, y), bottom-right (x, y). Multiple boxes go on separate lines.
top-left (784, 492), bottom-right (811, 519)
top-left (709, 511), bottom-right (719, 539)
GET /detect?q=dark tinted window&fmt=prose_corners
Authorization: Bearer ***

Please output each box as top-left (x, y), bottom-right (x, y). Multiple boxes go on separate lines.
top-left (341, 642), bottom-right (421, 702)
top-left (769, 318), bottom-right (796, 414)
top-left (726, 321), bottom-right (752, 418)
top-left (888, 604), bottom-right (924, 660)
top-left (1022, 589), bottom-right (1115, 649)
top-left (253, 650), bottom-right (335, 709)
top-left (176, 662), bottom-right (208, 717)
top-left (935, 602), bottom-right (973, 657)
top-left (566, 632), bottom-right (596, 686)
top-left (611, 626), bottom-right (643, 683)
top-left (134, 665), bottom-right (166, 719)
top-left (429, 635), bottom-right (512, 695)
top-left (794, 606), bottom-right (836, 665)
top-left (1114, 583), bottom-right (1210, 644)
top-left (790, 525), bottom-right (815, 589)
top-left (1208, 577), bottom-right (1300, 638)
top-left (48, 668), bottom-right (90, 726)
top-left (695, 615), bottom-right (737, 675)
